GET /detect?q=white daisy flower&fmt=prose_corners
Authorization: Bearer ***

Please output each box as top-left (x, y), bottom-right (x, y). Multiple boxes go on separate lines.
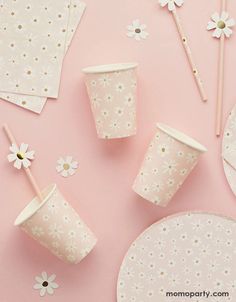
top-left (7, 143), bottom-right (35, 169)
top-left (33, 272), bottom-right (59, 297)
top-left (116, 82), bottom-right (125, 92)
top-left (98, 75), bottom-right (111, 87)
top-left (105, 94), bottom-right (113, 102)
top-left (127, 20), bottom-right (149, 41)
top-left (68, 229), bottom-right (77, 239)
top-left (166, 178), bottom-right (175, 187)
top-left (157, 144), bottom-right (170, 157)
top-left (115, 107), bottom-right (124, 116)
top-left (56, 156), bottom-right (78, 177)
top-left (152, 181), bottom-right (163, 192)
top-left (162, 160), bottom-right (178, 175)
top-left (110, 120), bottom-right (120, 130)
top-left (90, 93), bottom-right (101, 108)
top-left (62, 215), bottom-right (71, 224)
top-left (47, 199), bottom-right (58, 214)
top-left (186, 152), bottom-right (198, 163)
top-left (65, 241), bottom-right (78, 253)
top-left (90, 79), bottom-right (97, 87)
top-left (31, 226), bottom-right (44, 237)
top-left (159, 0), bottom-right (184, 11)
top-left (48, 223), bottom-right (64, 239)
top-left (207, 12), bottom-right (235, 38)
top-left (125, 93), bottom-right (135, 106)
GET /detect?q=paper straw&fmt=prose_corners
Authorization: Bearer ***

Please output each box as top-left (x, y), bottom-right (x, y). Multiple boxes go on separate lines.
top-left (172, 8), bottom-right (207, 102)
top-left (216, 0), bottom-right (227, 136)
top-left (3, 124), bottom-right (43, 202)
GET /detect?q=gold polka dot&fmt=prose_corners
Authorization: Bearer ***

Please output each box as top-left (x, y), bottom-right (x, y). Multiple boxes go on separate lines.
top-left (18, 25), bottom-right (22, 29)
top-left (27, 70), bottom-right (31, 75)
top-left (22, 101), bottom-right (26, 105)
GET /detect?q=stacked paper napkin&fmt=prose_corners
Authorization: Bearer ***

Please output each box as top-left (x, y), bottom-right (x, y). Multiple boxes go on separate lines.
top-left (0, 0), bottom-right (86, 114)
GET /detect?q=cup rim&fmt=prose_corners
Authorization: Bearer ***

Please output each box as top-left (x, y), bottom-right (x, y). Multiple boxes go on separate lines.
top-left (157, 123), bottom-right (207, 153)
top-left (82, 62), bottom-right (138, 74)
top-left (14, 184), bottom-right (57, 226)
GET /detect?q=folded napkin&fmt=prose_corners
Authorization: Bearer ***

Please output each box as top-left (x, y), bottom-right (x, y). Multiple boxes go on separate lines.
top-left (0, 0), bottom-right (86, 113)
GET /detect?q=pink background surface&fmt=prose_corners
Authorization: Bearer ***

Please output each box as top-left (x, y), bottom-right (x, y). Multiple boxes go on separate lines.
top-left (0, 0), bottom-right (236, 301)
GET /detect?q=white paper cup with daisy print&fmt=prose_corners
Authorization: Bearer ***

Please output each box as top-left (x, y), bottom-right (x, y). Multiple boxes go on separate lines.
top-left (83, 63), bottom-right (138, 139)
top-left (133, 123), bottom-right (207, 207)
top-left (14, 184), bottom-right (97, 264)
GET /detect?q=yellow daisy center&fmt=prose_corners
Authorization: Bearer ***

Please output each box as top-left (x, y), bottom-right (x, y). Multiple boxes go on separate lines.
top-left (217, 20), bottom-right (226, 29)
top-left (17, 152), bottom-right (24, 160)
top-left (63, 163), bottom-right (70, 170)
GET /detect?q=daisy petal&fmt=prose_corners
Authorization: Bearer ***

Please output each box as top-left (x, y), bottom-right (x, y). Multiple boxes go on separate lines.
top-left (25, 150), bottom-right (35, 159)
top-left (226, 18), bottom-right (235, 27)
top-left (51, 282), bottom-right (59, 289)
top-left (66, 156), bottom-right (73, 163)
top-left (213, 28), bottom-right (222, 38)
top-left (56, 165), bottom-right (64, 172)
top-left (132, 20), bottom-right (140, 27)
top-left (14, 159), bottom-right (22, 169)
top-left (61, 170), bottom-right (68, 177)
top-left (48, 274), bottom-right (56, 282)
top-left (140, 31), bottom-right (149, 39)
top-left (223, 27), bottom-right (233, 38)
top-left (7, 153), bottom-right (17, 162)
top-left (175, 0), bottom-right (184, 7)
top-left (20, 143), bottom-right (28, 154)
top-left (47, 286), bottom-right (54, 295)
top-left (57, 157), bottom-right (65, 165)
top-left (127, 25), bottom-right (134, 31)
top-left (40, 287), bottom-right (46, 297)
top-left (207, 21), bottom-right (217, 30)
top-left (127, 32), bottom-right (135, 38)
top-left (68, 168), bottom-right (75, 176)
top-left (221, 11), bottom-right (229, 21)
top-left (71, 161), bottom-right (78, 168)
top-left (159, 0), bottom-right (169, 7)
top-left (41, 271), bottom-right (48, 280)
top-left (22, 158), bottom-right (31, 168)
top-left (33, 283), bottom-right (43, 290)
top-left (168, 1), bottom-right (175, 11)
top-left (35, 276), bottom-right (44, 283)
top-left (211, 12), bottom-right (220, 22)
top-left (9, 143), bottom-right (18, 153)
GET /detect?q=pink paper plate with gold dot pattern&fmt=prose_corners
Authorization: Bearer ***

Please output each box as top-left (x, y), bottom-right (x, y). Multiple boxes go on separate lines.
top-left (117, 212), bottom-right (236, 302)
top-left (222, 104), bottom-right (236, 196)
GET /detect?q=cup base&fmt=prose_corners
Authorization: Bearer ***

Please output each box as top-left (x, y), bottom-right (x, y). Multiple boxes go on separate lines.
top-left (132, 185), bottom-right (168, 207)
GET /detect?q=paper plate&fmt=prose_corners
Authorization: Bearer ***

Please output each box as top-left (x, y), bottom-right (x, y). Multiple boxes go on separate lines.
top-left (222, 104), bottom-right (236, 196)
top-left (117, 212), bottom-right (236, 302)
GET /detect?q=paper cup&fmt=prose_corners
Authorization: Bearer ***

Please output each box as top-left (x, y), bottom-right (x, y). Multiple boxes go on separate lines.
top-left (133, 123), bottom-right (207, 207)
top-left (14, 184), bottom-right (97, 264)
top-left (83, 63), bottom-right (138, 139)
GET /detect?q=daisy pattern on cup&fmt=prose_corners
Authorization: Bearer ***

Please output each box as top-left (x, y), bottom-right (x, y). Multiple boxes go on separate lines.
top-left (207, 12), bottom-right (235, 38)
